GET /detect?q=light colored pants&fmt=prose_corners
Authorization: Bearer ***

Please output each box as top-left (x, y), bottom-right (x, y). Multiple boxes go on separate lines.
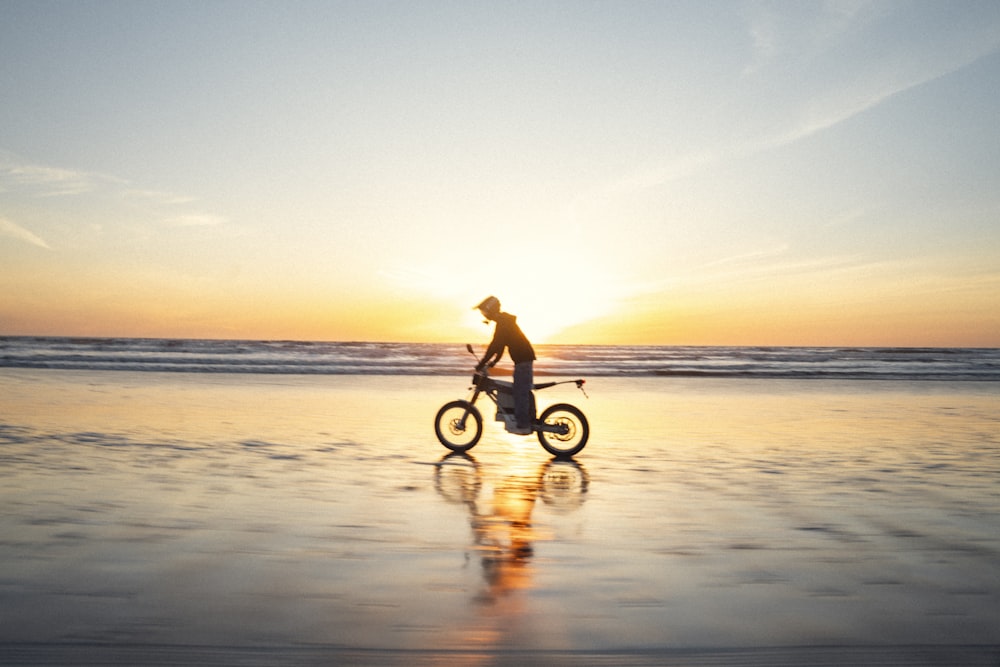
top-left (513, 361), bottom-right (534, 429)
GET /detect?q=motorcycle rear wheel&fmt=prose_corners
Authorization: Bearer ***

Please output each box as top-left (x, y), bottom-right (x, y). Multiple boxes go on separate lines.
top-left (536, 403), bottom-right (589, 457)
top-left (434, 400), bottom-right (483, 452)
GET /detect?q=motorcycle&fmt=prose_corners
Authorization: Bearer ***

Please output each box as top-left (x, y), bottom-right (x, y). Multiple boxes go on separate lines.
top-left (434, 344), bottom-right (590, 457)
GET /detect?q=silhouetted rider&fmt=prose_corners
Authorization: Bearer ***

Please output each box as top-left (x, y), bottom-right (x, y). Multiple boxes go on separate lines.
top-left (475, 296), bottom-right (536, 434)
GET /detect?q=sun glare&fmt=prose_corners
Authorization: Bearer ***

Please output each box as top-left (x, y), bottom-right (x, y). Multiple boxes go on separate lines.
top-left (463, 269), bottom-right (626, 344)
top-left (385, 238), bottom-right (631, 344)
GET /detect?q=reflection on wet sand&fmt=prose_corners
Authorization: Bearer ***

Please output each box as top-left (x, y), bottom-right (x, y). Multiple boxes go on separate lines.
top-left (435, 453), bottom-right (589, 645)
top-left (2, 371), bottom-right (999, 664)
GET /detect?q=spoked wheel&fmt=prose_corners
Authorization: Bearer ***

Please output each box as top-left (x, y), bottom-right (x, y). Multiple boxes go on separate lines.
top-left (536, 403), bottom-right (589, 457)
top-left (434, 400), bottom-right (483, 452)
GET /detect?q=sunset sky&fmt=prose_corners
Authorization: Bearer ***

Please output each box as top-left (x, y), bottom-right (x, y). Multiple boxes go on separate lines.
top-left (2, 1), bottom-right (999, 346)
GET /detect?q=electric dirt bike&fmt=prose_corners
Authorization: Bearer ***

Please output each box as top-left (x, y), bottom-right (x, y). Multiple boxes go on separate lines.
top-left (434, 345), bottom-right (590, 457)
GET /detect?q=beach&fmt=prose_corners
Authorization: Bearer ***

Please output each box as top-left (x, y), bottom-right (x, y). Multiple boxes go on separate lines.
top-left (2, 368), bottom-right (999, 665)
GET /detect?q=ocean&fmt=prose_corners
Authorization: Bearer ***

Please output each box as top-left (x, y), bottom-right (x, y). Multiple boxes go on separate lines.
top-left (2, 336), bottom-right (998, 380)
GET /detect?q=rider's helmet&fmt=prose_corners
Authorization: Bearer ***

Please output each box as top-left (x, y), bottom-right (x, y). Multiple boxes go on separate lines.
top-left (474, 296), bottom-right (500, 316)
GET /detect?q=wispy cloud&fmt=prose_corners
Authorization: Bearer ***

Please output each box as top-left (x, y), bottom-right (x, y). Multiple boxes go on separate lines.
top-left (594, 150), bottom-right (720, 202)
top-left (1, 151), bottom-right (228, 233)
top-left (123, 188), bottom-right (198, 206)
top-left (700, 244), bottom-right (792, 269)
top-left (702, 252), bottom-right (871, 284)
top-left (744, 3), bottom-right (1000, 153)
top-left (0, 215), bottom-right (50, 249)
top-left (622, 251), bottom-right (875, 301)
top-left (600, 4), bottom-right (1000, 201)
top-left (741, 0), bottom-right (883, 78)
top-left (0, 157), bottom-right (124, 197)
top-left (165, 213), bottom-right (228, 227)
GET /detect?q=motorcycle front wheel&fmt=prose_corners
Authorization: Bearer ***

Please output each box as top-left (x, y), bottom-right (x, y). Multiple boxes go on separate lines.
top-left (434, 400), bottom-right (483, 452)
top-left (536, 403), bottom-right (589, 457)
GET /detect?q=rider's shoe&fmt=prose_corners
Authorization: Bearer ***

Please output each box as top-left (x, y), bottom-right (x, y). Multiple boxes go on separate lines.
top-left (510, 425), bottom-right (533, 435)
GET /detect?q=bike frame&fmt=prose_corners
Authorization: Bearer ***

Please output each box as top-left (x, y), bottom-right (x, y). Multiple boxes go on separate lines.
top-left (462, 366), bottom-right (585, 435)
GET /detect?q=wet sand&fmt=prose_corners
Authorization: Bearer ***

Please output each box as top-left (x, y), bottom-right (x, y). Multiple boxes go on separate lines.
top-left (2, 370), bottom-right (999, 665)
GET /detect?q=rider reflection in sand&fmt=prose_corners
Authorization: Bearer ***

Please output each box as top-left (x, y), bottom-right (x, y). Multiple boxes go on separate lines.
top-left (474, 296), bottom-right (536, 435)
top-left (433, 454), bottom-right (590, 611)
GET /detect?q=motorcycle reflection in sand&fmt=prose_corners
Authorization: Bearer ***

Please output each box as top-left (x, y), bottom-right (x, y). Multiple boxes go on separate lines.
top-left (434, 453), bottom-right (589, 606)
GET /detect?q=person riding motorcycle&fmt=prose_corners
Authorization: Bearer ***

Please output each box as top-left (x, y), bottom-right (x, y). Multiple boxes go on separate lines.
top-left (474, 296), bottom-right (536, 434)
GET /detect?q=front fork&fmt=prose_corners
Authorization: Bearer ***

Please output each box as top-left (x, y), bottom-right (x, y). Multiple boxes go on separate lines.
top-left (457, 388), bottom-right (482, 430)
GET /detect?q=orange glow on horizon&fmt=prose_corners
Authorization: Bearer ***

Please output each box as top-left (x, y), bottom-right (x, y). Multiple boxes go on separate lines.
top-left (2, 262), bottom-right (997, 347)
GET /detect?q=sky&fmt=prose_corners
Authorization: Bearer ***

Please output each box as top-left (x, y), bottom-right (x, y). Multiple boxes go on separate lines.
top-left (2, 0), bottom-right (999, 346)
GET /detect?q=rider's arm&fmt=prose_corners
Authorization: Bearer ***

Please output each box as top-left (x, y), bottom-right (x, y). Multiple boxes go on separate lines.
top-left (478, 332), bottom-right (504, 369)
top-left (478, 347), bottom-right (501, 369)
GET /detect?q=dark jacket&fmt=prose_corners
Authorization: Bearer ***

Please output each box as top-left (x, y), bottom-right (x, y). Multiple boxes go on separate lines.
top-left (481, 312), bottom-right (536, 366)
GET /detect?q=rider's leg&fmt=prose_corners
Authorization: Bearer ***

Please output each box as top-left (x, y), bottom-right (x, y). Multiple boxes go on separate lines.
top-left (513, 361), bottom-right (534, 430)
